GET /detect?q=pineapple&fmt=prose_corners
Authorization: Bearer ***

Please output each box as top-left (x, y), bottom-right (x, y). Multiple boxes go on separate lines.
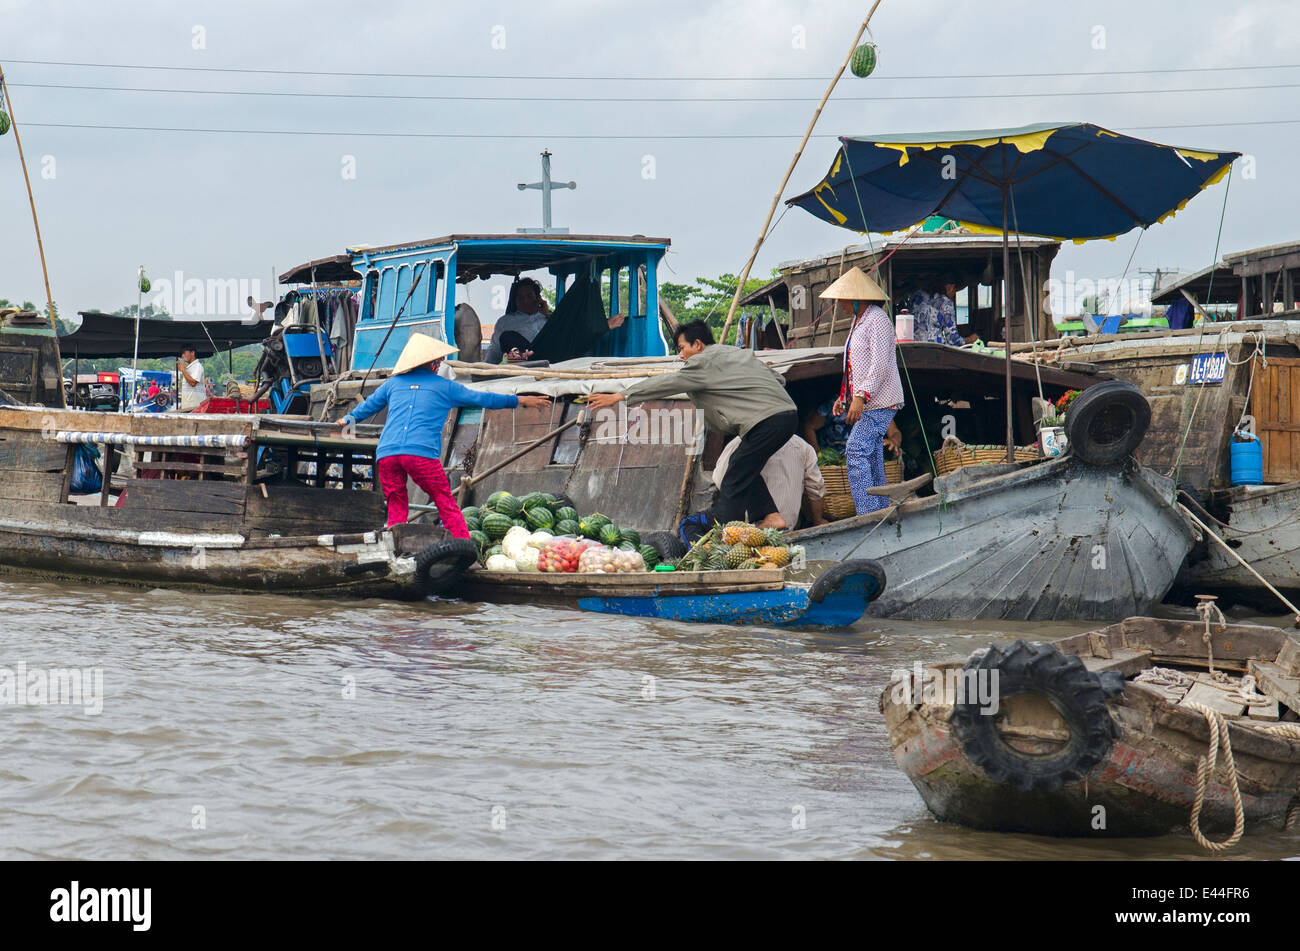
top-left (721, 521), bottom-right (750, 546)
top-left (762, 527), bottom-right (783, 547)
top-left (742, 527), bottom-right (767, 548)
top-left (705, 549), bottom-right (728, 571)
top-left (757, 546), bottom-right (791, 568)
top-left (724, 544), bottom-right (756, 569)
top-left (738, 558), bottom-right (763, 570)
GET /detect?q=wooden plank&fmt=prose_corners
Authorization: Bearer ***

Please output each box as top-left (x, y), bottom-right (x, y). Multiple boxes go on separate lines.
top-left (0, 430), bottom-right (73, 472)
top-left (1181, 681), bottom-right (1246, 717)
top-left (1249, 658), bottom-right (1300, 712)
top-left (134, 460), bottom-right (244, 477)
top-left (121, 478), bottom-right (245, 517)
top-left (0, 470), bottom-right (66, 503)
top-left (1248, 699), bottom-right (1281, 721)
top-left (1080, 648), bottom-right (1151, 677)
top-left (464, 567), bottom-right (785, 589)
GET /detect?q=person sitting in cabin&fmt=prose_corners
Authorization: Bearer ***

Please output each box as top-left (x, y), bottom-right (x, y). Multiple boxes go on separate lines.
top-left (909, 279), bottom-right (981, 347)
top-left (338, 333), bottom-right (550, 531)
top-left (176, 347), bottom-right (206, 412)
top-left (714, 433), bottom-right (828, 529)
top-left (484, 277), bottom-right (627, 364)
top-left (586, 320), bottom-right (799, 541)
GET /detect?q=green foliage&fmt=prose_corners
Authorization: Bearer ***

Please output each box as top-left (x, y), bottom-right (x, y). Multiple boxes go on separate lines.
top-left (658, 270), bottom-right (784, 344)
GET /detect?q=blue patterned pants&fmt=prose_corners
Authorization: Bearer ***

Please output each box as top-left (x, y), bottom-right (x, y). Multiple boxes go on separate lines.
top-left (847, 408), bottom-right (898, 514)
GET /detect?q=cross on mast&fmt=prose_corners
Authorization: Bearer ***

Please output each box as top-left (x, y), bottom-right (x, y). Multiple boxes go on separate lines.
top-left (517, 150), bottom-right (576, 234)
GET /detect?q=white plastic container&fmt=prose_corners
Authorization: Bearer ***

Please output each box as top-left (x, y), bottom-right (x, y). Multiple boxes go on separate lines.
top-left (894, 309), bottom-right (914, 342)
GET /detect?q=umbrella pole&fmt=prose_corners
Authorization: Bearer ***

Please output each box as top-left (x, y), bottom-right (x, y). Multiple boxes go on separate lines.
top-left (1002, 185), bottom-right (1014, 463)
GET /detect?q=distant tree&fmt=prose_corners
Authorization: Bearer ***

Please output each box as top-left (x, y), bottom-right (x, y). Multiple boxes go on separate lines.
top-left (659, 270), bottom-right (782, 344)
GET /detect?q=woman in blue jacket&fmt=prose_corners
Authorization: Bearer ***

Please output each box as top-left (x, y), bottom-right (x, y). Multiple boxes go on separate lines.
top-left (340, 334), bottom-right (549, 532)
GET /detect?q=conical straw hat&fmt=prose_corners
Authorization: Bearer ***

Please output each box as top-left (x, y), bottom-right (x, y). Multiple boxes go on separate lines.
top-left (393, 333), bottom-right (458, 374)
top-left (819, 266), bottom-right (888, 302)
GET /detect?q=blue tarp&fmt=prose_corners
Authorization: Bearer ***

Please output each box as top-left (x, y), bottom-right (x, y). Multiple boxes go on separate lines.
top-left (787, 122), bottom-right (1239, 241)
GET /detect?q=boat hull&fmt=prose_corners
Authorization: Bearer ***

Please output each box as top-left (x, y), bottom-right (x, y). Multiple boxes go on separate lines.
top-left (790, 456), bottom-right (1195, 621)
top-left (1178, 481), bottom-right (1300, 610)
top-left (456, 562), bottom-right (885, 627)
top-left (0, 515), bottom-right (426, 599)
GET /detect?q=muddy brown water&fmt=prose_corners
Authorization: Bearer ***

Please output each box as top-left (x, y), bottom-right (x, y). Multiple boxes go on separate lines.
top-left (1, 576), bottom-right (1297, 860)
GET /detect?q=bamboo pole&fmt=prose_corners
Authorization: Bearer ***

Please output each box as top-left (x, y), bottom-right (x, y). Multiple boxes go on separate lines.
top-left (719, 0), bottom-right (886, 345)
top-left (0, 65), bottom-right (57, 333)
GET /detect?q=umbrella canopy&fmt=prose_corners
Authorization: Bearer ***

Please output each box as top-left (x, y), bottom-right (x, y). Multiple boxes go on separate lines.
top-left (788, 122), bottom-right (1238, 462)
top-left (788, 122), bottom-right (1238, 241)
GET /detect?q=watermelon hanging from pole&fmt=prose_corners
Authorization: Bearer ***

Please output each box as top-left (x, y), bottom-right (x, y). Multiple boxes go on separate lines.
top-left (850, 43), bottom-right (878, 78)
top-left (0, 112), bottom-right (10, 136)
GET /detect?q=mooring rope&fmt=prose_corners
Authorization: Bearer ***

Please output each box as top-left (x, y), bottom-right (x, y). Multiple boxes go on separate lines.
top-left (1184, 701), bottom-right (1246, 851)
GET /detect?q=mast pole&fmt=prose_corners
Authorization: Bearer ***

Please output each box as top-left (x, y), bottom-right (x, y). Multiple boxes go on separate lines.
top-left (720, 0), bottom-right (886, 344)
top-left (0, 65), bottom-right (57, 333)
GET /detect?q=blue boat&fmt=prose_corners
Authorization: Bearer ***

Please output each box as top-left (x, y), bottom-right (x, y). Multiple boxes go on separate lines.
top-left (456, 559), bottom-right (886, 629)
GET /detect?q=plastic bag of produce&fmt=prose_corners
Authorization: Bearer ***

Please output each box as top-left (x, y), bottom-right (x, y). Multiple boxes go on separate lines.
top-left (485, 553), bottom-right (518, 572)
top-left (578, 544), bottom-right (646, 574)
top-left (537, 535), bottom-right (598, 573)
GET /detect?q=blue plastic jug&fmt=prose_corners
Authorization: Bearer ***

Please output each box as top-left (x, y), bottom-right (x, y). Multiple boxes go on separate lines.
top-left (1231, 434), bottom-right (1263, 486)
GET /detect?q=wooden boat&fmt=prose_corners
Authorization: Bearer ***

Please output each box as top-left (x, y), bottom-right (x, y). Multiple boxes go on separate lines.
top-left (1177, 484), bottom-right (1300, 610)
top-left (0, 401), bottom-right (475, 599)
top-left (456, 559), bottom-right (886, 627)
top-left (881, 614), bottom-right (1300, 841)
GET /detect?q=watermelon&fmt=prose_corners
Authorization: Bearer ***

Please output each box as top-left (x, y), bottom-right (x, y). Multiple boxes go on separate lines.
top-left (469, 529), bottom-right (489, 550)
top-left (461, 505), bottom-right (481, 521)
top-left (482, 512), bottom-right (513, 540)
top-left (486, 491), bottom-right (510, 509)
top-left (493, 494), bottom-right (524, 518)
top-left (620, 528), bottom-right (641, 548)
top-left (578, 514), bottom-right (609, 539)
top-left (484, 544), bottom-right (504, 560)
top-left (511, 518), bottom-right (528, 529)
top-left (463, 514), bottom-right (481, 534)
top-left (539, 493), bottom-right (558, 506)
top-left (638, 544), bottom-right (660, 568)
top-left (554, 519), bottom-right (580, 537)
top-left (520, 492), bottom-right (547, 511)
top-left (555, 506), bottom-right (577, 523)
top-left (525, 507), bottom-right (555, 530)
top-left (599, 523), bottom-right (622, 547)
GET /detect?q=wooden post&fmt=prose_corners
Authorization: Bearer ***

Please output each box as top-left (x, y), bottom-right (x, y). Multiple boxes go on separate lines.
top-left (719, 0), bottom-right (887, 344)
top-left (0, 65), bottom-right (57, 333)
top-left (99, 444), bottom-right (113, 507)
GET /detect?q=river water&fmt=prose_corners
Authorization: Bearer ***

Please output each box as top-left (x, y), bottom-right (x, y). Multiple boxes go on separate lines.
top-left (2, 576), bottom-right (1297, 860)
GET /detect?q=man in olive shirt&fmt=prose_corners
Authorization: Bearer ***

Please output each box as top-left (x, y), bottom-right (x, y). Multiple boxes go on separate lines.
top-left (587, 320), bottom-right (798, 540)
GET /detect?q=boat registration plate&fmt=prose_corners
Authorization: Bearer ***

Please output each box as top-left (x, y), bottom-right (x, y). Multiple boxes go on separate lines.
top-left (1188, 352), bottom-right (1227, 385)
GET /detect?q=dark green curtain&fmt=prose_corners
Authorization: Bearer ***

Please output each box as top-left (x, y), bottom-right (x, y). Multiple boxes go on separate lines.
top-left (528, 274), bottom-right (608, 363)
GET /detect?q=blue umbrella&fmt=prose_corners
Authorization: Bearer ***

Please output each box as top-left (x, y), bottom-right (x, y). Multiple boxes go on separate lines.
top-left (788, 122), bottom-right (1239, 458)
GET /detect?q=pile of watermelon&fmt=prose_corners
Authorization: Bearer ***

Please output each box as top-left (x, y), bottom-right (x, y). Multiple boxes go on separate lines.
top-left (460, 491), bottom-right (660, 570)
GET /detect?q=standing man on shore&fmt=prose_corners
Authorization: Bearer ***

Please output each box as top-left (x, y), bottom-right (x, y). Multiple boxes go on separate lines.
top-left (176, 347), bottom-right (205, 412)
top-left (586, 320), bottom-right (798, 541)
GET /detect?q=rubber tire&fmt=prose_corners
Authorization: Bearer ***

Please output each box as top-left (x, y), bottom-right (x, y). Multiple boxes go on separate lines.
top-left (808, 558), bottom-right (887, 603)
top-left (1063, 380), bottom-right (1150, 466)
top-left (413, 538), bottom-right (479, 596)
top-left (949, 640), bottom-right (1117, 792)
top-left (643, 531), bottom-right (687, 562)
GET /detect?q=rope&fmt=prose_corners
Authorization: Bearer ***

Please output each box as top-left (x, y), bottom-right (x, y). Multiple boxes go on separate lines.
top-left (1135, 666), bottom-right (1194, 689)
top-left (1196, 597), bottom-right (1227, 676)
top-left (1184, 701), bottom-right (1246, 851)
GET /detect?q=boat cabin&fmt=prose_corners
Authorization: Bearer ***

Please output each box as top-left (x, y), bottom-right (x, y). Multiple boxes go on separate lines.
top-left (281, 233), bottom-right (673, 376)
top-left (738, 228), bottom-right (1061, 349)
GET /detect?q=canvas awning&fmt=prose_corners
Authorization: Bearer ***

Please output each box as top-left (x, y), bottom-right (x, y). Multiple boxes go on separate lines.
top-left (62, 312), bottom-right (276, 359)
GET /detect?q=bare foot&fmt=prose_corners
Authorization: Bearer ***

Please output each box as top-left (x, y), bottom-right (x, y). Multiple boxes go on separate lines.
top-left (757, 514), bottom-right (787, 530)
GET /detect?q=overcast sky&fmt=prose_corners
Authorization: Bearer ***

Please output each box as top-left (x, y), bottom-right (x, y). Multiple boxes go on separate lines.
top-left (1, 0), bottom-right (1296, 320)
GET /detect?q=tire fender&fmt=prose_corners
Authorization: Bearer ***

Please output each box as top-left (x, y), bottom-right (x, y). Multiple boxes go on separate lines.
top-left (413, 538), bottom-right (479, 596)
top-left (1063, 380), bottom-right (1151, 466)
top-left (808, 558), bottom-right (887, 603)
top-left (948, 639), bottom-right (1118, 792)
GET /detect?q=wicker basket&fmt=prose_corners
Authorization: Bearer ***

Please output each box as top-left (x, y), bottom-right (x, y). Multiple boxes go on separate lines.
top-left (932, 437), bottom-right (1039, 477)
top-left (820, 465), bottom-right (856, 521)
top-left (884, 455), bottom-right (903, 484)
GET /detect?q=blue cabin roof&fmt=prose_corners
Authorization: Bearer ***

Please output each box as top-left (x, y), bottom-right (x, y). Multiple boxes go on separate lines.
top-left (328, 233), bottom-right (672, 371)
